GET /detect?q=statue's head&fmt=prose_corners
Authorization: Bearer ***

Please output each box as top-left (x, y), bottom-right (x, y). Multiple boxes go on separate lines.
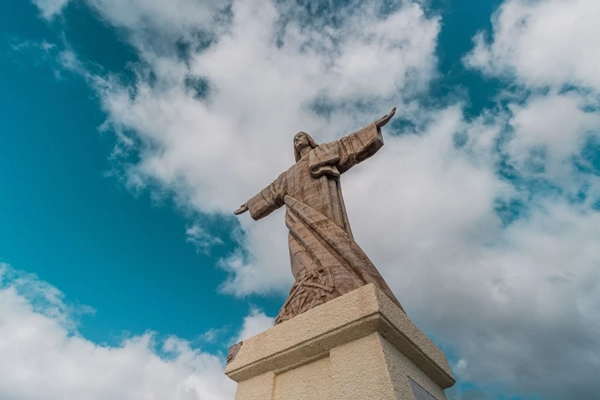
top-left (293, 131), bottom-right (318, 162)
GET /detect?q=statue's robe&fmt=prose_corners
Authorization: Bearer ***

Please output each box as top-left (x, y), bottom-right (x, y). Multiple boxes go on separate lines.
top-left (246, 122), bottom-right (404, 324)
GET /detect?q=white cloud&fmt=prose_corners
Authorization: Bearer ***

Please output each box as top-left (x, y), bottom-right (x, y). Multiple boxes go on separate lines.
top-left (233, 307), bottom-right (275, 343)
top-left (504, 91), bottom-right (600, 190)
top-left (186, 223), bottom-right (223, 254)
top-left (464, 0), bottom-right (600, 91)
top-left (84, 0), bottom-right (231, 53)
top-left (461, 0), bottom-right (600, 212)
top-left (32, 0), bottom-right (70, 20)
top-left (448, 1), bottom-right (600, 397)
top-left (435, 202), bottom-right (600, 399)
top-left (219, 215), bottom-right (291, 295)
top-left (0, 263), bottom-right (236, 400)
top-left (507, 93), bottom-right (597, 158)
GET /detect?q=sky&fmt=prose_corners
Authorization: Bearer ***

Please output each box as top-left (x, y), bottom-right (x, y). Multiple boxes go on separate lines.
top-left (0, 0), bottom-right (599, 399)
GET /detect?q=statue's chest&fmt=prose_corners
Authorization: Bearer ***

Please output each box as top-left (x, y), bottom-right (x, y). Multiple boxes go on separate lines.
top-left (286, 159), bottom-right (339, 216)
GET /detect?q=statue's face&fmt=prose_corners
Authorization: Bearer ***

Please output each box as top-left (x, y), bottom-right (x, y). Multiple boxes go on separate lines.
top-left (294, 133), bottom-right (310, 151)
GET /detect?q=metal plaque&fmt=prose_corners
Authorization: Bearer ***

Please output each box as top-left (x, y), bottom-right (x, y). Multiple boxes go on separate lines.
top-left (408, 377), bottom-right (438, 400)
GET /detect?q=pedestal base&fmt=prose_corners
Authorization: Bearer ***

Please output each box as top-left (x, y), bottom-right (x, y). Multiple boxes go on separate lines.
top-left (225, 284), bottom-right (455, 400)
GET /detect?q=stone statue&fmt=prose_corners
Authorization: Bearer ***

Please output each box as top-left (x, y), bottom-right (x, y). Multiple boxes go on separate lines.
top-left (235, 108), bottom-right (404, 324)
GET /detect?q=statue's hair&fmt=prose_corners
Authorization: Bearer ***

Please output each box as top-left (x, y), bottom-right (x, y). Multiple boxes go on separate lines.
top-left (294, 131), bottom-right (319, 162)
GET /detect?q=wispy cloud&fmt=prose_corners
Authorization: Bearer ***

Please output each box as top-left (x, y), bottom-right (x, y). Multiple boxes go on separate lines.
top-left (186, 223), bottom-right (223, 254)
top-left (31, 0), bottom-right (70, 20)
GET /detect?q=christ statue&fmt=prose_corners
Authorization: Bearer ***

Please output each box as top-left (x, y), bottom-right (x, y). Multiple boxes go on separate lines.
top-left (234, 107), bottom-right (404, 324)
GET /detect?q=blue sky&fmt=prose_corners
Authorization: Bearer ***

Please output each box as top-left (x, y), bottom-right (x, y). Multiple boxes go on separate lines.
top-left (1, 0), bottom-right (272, 346)
top-left (1, 0), bottom-right (599, 399)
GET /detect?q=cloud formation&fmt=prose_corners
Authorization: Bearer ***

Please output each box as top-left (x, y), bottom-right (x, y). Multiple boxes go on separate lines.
top-left (233, 307), bottom-right (275, 344)
top-left (0, 263), bottom-right (236, 400)
top-left (465, 0), bottom-right (600, 92)
top-left (31, 0), bottom-right (70, 19)
top-left (186, 223), bottom-right (224, 254)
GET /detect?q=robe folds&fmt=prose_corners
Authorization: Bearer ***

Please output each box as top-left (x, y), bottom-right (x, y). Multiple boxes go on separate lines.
top-left (246, 122), bottom-right (404, 324)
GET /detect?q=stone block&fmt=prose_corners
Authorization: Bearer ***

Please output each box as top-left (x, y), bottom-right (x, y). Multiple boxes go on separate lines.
top-left (225, 284), bottom-right (455, 400)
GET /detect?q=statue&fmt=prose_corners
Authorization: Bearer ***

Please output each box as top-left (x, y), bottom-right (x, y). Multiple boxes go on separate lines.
top-left (234, 108), bottom-right (404, 324)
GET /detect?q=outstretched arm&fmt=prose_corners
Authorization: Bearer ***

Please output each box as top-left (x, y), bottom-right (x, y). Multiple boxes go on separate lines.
top-left (233, 171), bottom-right (287, 220)
top-left (336, 107), bottom-right (397, 174)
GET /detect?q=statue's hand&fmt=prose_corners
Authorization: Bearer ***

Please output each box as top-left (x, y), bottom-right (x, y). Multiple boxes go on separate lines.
top-left (234, 203), bottom-right (249, 215)
top-left (376, 107), bottom-right (397, 128)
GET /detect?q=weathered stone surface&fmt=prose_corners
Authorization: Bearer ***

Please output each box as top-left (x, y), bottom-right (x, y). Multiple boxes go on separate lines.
top-left (235, 108), bottom-right (404, 324)
top-left (225, 284), bottom-right (455, 400)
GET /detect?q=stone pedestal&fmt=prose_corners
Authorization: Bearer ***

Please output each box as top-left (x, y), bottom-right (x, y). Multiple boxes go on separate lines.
top-left (225, 284), bottom-right (455, 400)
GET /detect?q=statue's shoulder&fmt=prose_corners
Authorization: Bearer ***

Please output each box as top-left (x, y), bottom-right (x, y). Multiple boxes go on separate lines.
top-left (312, 141), bottom-right (339, 157)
